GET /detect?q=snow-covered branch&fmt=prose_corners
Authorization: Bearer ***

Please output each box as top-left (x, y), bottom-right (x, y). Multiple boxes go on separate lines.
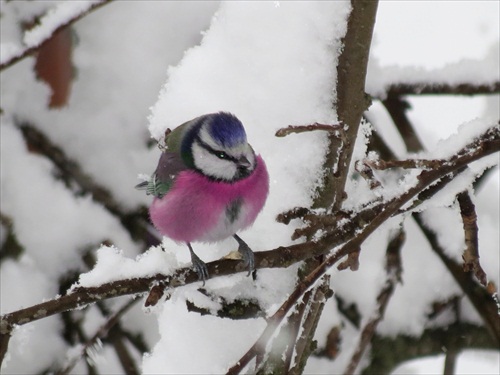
top-left (385, 81), bottom-right (500, 97)
top-left (0, 0), bottom-right (112, 71)
top-left (1, 125), bottom-right (497, 366)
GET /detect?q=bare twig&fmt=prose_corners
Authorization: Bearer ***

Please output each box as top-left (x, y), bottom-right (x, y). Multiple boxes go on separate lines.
top-left (382, 94), bottom-right (423, 153)
top-left (457, 191), bottom-right (487, 286)
top-left (17, 121), bottom-right (155, 245)
top-left (275, 123), bottom-right (343, 137)
top-left (365, 323), bottom-right (496, 375)
top-left (256, 288), bottom-right (314, 374)
top-left (355, 160), bottom-right (382, 189)
top-left (56, 299), bottom-right (137, 375)
top-left (1, 126), bottom-right (498, 367)
top-left (313, 0), bottom-right (379, 210)
top-left (386, 82), bottom-right (500, 97)
top-left (227, 127), bottom-right (498, 374)
top-left (413, 214), bottom-right (500, 345)
top-left (364, 158), bottom-right (447, 171)
top-left (343, 228), bottom-right (405, 374)
top-left (289, 277), bottom-right (332, 375)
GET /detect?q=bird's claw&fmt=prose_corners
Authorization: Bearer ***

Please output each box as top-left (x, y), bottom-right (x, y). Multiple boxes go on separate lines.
top-left (188, 243), bottom-right (209, 285)
top-left (233, 235), bottom-right (255, 277)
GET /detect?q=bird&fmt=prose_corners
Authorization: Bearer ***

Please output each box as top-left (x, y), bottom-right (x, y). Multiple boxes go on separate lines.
top-left (137, 112), bottom-right (269, 283)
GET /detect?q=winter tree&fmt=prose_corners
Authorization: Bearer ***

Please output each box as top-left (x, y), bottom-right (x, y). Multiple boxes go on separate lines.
top-left (1, 1), bottom-right (499, 374)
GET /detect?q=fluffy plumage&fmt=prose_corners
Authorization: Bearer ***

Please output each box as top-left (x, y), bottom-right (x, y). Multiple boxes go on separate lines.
top-left (137, 112), bottom-right (269, 282)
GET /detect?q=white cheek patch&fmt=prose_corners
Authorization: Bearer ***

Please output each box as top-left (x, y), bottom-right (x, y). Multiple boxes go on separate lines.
top-left (192, 142), bottom-right (237, 180)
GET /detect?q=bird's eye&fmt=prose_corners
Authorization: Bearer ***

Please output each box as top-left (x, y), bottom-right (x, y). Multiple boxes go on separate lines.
top-left (216, 151), bottom-right (228, 159)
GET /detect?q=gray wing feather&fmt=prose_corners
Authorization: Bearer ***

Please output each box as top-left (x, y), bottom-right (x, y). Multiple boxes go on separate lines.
top-left (136, 151), bottom-right (188, 198)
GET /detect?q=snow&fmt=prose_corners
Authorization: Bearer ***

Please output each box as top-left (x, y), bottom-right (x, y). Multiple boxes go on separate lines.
top-left (76, 245), bottom-right (177, 288)
top-left (23, 1), bottom-right (101, 47)
top-left (142, 293), bottom-right (266, 374)
top-left (0, 1), bottom-right (498, 374)
top-left (1, 1), bottom-right (102, 65)
top-left (392, 350), bottom-right (500, 375)
top-left (0, 122), bottom-right (139, 279)
top-left (367, 53), bottom-right (500, 98)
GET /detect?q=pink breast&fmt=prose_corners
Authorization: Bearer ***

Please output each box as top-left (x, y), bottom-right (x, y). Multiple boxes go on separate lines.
top-left (150, 156), bottom-right (269, 243)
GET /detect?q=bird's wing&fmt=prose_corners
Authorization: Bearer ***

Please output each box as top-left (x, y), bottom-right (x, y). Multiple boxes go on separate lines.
top-left (136, 151), bottom-right (188, 198)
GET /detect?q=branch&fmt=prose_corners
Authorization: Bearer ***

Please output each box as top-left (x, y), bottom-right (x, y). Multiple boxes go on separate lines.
top-left (457, 191), bottom-right (487, 286)
top-left (364, 323), bottom-right (497, 375)
top-left (313, 0), bottom-right (379, 210)
top-left (289, 277), bottom-right (332, 375)
top-left (364, 157), bottom-right (448, 170)
top-left (275, 123), bottom-right (343, 137)
top-left (17, 121), bottom-right (155, 245)
top-left (226, 127), bottom-right (499, 374)
top-left (344, 228), bottom-right (405, 374)
top-left (382, 94), bottom-right (424, 153)
top-left (1, 126), bottom-right (498, 367)
top-left (0, 1), bottom-right (114, 72)
top-left (413, 213), bottom-right (500, 345)
top-left (56, 299), bottom-right (137, 375)
top-left (385, 82), bottom-right (500, 97)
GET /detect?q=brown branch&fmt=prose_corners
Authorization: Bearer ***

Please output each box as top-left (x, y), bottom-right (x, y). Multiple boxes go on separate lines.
top-left (364, 323), bottom-right (496, 375)
top-left (313, 0), bottom-right (379, 210)
top-left (275, 123), bottom-right (343, 137)
top-left (1, 126), bottom-right (497, 368)
top-left (364, 157), bottom-right (447, 170)
top-left (0, 212), bottom-right (24, 262)
top-left (289, 277), bottom-right (332, 375)
top-left (0, 1), bottom-right (114, 72)
top-left (355, 160), bottom-right (382, 189)
top-left (344, 228), bottom-right (405, 375)
top-left (108, 326), bottom-right (141, 375)
top-left (256, 288), bottom-right (314, 374)
top-left (457, 191), bottom-right (487, 286)
top-left (56, 299), bottom-right (137, 375)
top-left (382, 94), bottom-right (424, 153)
top-left (386, 82), bottom-right (500, 97)
top-left (413, 213), bottom-right (500, 345)
top-left (227, 127), bottom-right (498, 374)
top-left (283, 292), bottom-right (311, 373)
top-left (17, 121), bottom-right (155, 245)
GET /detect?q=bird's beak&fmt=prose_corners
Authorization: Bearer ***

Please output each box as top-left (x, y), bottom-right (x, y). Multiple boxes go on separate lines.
top-left (237, 155), bottom-right (252, 169)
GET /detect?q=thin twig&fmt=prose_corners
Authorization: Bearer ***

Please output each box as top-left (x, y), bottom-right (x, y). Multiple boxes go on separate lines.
top-left (289, 276), bottom-right (332, 375)
top-left (413, 214), bottom-right (500, 345)
top-left (17, 121), bottom-right (155, 245)
top-left (386, 82), bottom-right (500, 97)
top-left (382, 94), bottom-right (424, 153)
top-left (343, 228), bottom-right (405, 374)
top-left (313, 0), bottom-right (379, 210)
top-left (227, 127), bottom-right (498, 374)
top-left (275, 123), bottom-right (343, 137)
top-left (364, 158), bottom-right (447, 171)
top-left (365, 323), bottom-right (496, 374)
top-left (55, 299), bottom-right (137, 375)
top-left (457, 191), bottom-right (487, 286)
top-left (1, 126), bottom-right (498, 367)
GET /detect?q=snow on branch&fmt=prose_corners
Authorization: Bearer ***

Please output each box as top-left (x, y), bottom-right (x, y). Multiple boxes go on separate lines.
top-left (368, 58), bottom-right (500, 98)
top-left (0, 0), bottom-right (112, 71)
top-left (385, 81), bottom-right (500, 96)
top-left (0, 124), bottom-right (498, 368)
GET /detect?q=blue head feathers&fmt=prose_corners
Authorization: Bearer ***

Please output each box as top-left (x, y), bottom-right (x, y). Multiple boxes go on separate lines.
top-left (207, 112), bottom-right (247, 148)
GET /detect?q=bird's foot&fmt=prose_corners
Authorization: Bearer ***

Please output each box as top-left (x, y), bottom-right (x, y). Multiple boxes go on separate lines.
top-left (187, 243), bottom-right (209, 285)
top-left (233, 234), bottom-right (255, 277)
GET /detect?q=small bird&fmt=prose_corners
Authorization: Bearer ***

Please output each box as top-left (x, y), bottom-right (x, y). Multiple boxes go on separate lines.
top-left (137, 112), bottom-right (269, 282)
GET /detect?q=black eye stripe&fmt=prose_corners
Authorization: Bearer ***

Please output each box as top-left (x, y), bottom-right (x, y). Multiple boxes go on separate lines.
top-left (195, 136), bottom-right (238, 163)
